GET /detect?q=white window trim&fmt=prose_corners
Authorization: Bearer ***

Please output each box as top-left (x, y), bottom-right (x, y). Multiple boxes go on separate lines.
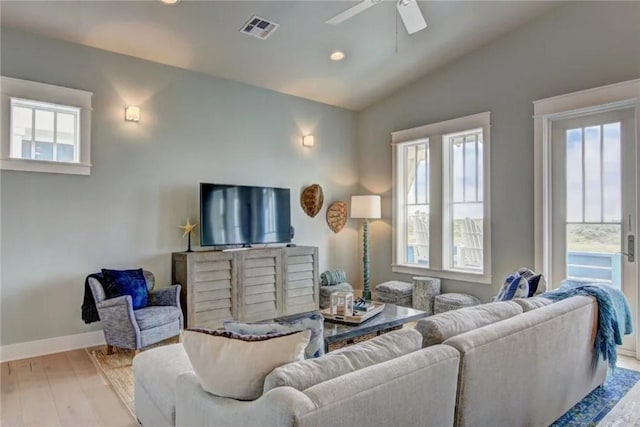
top-left (1, 76), bottom-right (93, 175)
top-left (392, 112), bottom-right (492, 285)
top-left (533, 79), bottom-right (640, 285)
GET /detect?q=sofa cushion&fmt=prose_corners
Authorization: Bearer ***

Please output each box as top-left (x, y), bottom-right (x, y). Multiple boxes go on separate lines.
top-left (183, 329), bottom-right (310, 400)
top-left (134, 306), bottom-right (182, 330)
top-left (415, 301), bottom-right (523, 347)
top-left (132, 343), bottom-right (192, 425)
top-left (224, 311), bottom-right (325, 358)
top-left (102, 268), bottom-right (149, 309)
top-left (513, 296), bottom-right (554, 312)
top-left (263, 328), bottom-right (422, 393)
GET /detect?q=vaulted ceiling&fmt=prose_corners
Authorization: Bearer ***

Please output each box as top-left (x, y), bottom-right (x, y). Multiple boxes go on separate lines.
top-left (0, 1), bottom-right (558, 110)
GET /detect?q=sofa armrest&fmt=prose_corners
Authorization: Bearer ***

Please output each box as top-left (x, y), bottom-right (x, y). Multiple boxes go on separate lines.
top-left (96, 295), bottom-right (136, 330)
top-left (149, 285), bottom-right (181, 307)
top-left (175, 372), bottom-right (316, 427)
top-left (97, 295), bottom-right (132, 309)
top-left (442, 296), bottom-right (606, 427)
top-left (96, 295), bottom-right (140, 349)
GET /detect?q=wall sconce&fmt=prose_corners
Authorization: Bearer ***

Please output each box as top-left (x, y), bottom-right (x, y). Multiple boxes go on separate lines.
top-left (125, 106), bottom-right (141, 122)
top-left (302, 135), bottom-right (314, 147)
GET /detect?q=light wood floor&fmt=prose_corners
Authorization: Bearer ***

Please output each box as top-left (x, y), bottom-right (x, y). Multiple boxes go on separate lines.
top-left (1, 349), bottom-right (136, 427)
top-left (618, 354), bottom-right (640, 371)
top-left (2, 349), bottom-right (639, 427)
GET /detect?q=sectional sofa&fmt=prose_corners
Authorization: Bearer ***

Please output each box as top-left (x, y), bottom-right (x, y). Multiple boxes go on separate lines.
top-left (133, 295), bottom-right (607, 427)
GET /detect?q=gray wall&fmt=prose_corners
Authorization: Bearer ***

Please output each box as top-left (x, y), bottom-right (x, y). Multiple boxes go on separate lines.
top-left (358, 1), bottom-right (640, 301)
top-left (0, 28), bottom-right (360, 345)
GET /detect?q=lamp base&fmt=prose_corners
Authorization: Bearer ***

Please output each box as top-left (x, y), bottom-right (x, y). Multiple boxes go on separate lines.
top-left (362, 218), bottom-right (372, 302)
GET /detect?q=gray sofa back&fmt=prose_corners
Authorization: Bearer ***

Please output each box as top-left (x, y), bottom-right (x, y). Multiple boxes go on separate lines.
top-left (297, 345), bottom-right (460, 427)
top-left (264, 328), bottom-right (422, 393)
top-left (415, 300), bottom-right (523, 347)
top-left (175, 344), bottom-right (460, 427)
top-left (443, 295), bottom-right (607, 427)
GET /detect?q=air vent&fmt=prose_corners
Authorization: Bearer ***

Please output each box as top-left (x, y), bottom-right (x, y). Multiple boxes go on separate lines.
top-left (240, 15), bottom-right (279, 40)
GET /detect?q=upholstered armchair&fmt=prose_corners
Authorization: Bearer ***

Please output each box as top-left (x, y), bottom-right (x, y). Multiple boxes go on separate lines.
top-left (88, 270), bottom-right (183, 354)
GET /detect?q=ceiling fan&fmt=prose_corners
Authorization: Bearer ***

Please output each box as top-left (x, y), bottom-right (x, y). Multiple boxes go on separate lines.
top-left (326, 0), bottom-right (427, 35)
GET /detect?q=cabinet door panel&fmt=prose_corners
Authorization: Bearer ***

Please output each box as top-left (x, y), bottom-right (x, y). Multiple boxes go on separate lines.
top-left (283, 247), bottom-right (319, 315)
top-left (237, 250), bottom-right (282, 321)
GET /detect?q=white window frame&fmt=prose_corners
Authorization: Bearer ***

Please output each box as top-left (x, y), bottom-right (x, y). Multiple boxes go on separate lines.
top-left (1, 76), bottom-right (92, 175)
top-left (392, 112), bottom-right (492, 284)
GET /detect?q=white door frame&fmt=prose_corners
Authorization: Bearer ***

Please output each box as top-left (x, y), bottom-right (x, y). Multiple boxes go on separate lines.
top-left (533, 78), bottom-right (640, 358)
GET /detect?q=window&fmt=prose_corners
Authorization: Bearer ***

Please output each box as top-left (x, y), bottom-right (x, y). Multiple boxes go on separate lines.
top-left (444, 128), bottom-right (484, 272)
top-left (1, 76), bottom-right (92, 175)
top-left (11, 98), bottom-right (80, 163)
top-left (400, 139), bottom-right (430, 266)
top-left (392, 112), bottom-right (491, 283)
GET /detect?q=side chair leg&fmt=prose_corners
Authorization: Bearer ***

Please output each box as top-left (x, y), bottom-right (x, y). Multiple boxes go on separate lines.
top-left (106, 345), bottom-right (114, 355)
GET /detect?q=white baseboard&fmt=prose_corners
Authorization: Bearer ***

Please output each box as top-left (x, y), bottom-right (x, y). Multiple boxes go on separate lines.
top-left (618, 348), bottom-right (638, 359)
top-left (1, 330), bottom-right (106, 362)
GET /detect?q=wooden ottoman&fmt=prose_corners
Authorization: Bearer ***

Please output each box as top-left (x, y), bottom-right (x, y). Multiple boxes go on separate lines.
top-left (434, 293), bottom-right (481, 314)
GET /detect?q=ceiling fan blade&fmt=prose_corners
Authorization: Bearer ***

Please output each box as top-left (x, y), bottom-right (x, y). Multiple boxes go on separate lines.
top-left (325, 0), bottom-right (379, 25)
top-left (397, 0), bottom-right (427, 35)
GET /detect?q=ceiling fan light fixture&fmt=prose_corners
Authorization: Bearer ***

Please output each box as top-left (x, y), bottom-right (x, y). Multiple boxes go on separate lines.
top-left (326, 0), bottom-right (427, 35)
top-left (396, 0), bottom-right (427, 34)
top-left (160, 0), bottom-right (181, 5)
top-left (330, 51), bottom-right (346, 61)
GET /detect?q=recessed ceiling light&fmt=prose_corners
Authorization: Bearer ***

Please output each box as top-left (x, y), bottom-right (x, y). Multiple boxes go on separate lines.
top-left (160, 0), bottom-right (180, 5)
top-left (330, 51), bottom-right (346, 61)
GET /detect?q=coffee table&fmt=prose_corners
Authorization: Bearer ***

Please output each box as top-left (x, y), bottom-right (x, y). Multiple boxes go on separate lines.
top-left (323, 303), bottom-right (426, 352)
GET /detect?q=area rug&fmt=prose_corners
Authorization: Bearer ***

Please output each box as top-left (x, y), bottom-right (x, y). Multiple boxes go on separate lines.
top-left (597, 380), bottom-right (640, 426)
top-left (87, 337), bottom-right (179, 417)
top-left (87, 346), bottom-right (137, 416)
top-left (550, 367), bottom-right (640, 426)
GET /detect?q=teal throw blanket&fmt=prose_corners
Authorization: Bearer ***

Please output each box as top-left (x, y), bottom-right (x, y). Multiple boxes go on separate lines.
top-left (541, 280), bottom-right (633, 370)
top-left (321, 270), bottom-right (347, 286)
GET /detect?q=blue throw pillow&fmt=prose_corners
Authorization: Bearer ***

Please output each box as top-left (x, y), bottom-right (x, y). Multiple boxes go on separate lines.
top-left (102, 268), bottom-right (149, 310)
top-left (517, 267), bottom-right (545, 297)
top-left (495, 273), bottom-right (529, 301)
top-left (224, 311), bottom-right (325, 358)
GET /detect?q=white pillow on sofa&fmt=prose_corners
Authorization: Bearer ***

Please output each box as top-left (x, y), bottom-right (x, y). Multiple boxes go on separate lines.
top-left (182, 329), bottom-right (310, 401)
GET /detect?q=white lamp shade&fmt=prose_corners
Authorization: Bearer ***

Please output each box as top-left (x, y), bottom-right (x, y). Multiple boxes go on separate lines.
top-left (350, 195), bottom-right (381, 219)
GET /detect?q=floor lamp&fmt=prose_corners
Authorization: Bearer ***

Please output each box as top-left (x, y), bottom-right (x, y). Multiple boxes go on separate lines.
top-left (351, 195), bottom-right (381, 301)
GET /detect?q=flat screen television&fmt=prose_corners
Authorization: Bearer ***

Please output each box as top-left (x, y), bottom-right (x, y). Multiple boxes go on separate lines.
top-left (200, 183), bottom-right (291, 246)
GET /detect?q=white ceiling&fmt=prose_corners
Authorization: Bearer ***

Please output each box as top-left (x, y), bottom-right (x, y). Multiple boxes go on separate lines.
top-left (0, 0), bottom-right (558, 111)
